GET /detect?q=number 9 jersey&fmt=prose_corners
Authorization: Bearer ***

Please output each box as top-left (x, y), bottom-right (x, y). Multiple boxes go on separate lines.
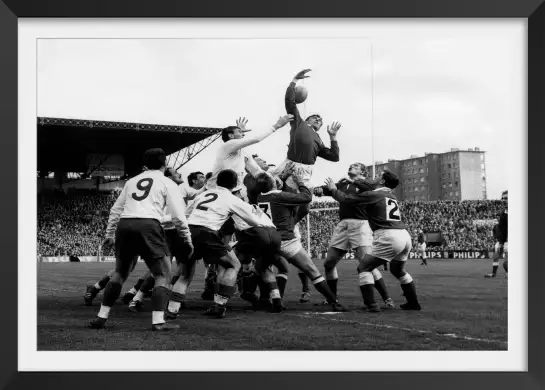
top-left (330, 187), bottom-right (406, 232)
top-left (105, 170), bottom-right (188, 239)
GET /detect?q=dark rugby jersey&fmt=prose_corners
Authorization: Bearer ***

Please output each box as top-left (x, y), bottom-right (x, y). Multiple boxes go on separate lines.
top-left (330, 187), bottom-right (406, 231)
top-left (417, 233), bottom-right (425, 244)
top-left (285, 82), bottom-right (339, 165)
top-left (321, 178), bottom-right (373, 221)
top-left (243, 173), bottom-right (259, 205)
top-left (257, 185), bottom-right (312, 241)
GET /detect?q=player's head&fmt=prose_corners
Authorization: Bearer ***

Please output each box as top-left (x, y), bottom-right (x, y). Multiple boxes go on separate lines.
top-left (348, 162), bottom-right (367, 179)
top-left (374, 170), bottom-right (400, 189)
top-left (217, 169), bottom-right (239, 191)
top-left (222, 126), bottom-right (245, 142)
top-left (187, 171), bottom-right (206, 189)
top-left (252, 154), bottom-right (269, 171)
top-left (164, 167), bottom-right (184, 185)
top-left (305, 114), bottom-right (323, 132)
top-left (142, 148), bottom-right (167, 170)
top-left (501, 190), bottom-right (508, 204)
top-left (256, 172), bottom-right (276, 193)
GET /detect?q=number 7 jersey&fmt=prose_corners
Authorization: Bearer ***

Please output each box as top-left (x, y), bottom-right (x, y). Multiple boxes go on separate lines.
top-left (330, 187), bottom-right (406, 232)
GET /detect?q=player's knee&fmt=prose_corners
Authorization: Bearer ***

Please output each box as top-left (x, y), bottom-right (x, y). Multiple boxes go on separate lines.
top-left (389, 261), bottom-right (405, 278)
top-left (357, 262), bottom-right (374, 273)
top-left (371, 268), bottom-right (382, 280)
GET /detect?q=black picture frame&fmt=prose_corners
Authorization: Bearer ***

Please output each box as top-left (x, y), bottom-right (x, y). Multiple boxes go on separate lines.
top-left (1, 0), bottom-right (541, 389)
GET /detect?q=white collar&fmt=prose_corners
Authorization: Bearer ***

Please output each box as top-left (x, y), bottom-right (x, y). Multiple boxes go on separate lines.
top-left (261, 189), bottom-right (282, 195)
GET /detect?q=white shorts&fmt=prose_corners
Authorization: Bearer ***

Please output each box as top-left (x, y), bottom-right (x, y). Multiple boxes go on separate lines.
top-left (417, 243), bottom-right (426, 252)
top-left (329, 219), bottom-right (373, 251)
top-left (280, 238), bottom-right (303, 259)
top-left (495, 242), bottom-right (507, 256)
top-left (294, 223), bottom-right (301, 239)
top-left (272, 159), bottom-right (313, 190)
top-left (372, 229), bottom-right (412, 262)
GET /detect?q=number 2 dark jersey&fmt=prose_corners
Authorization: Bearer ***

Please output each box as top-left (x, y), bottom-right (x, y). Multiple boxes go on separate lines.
top-left (330, 187), bottom-right (406, 231)
top-left (321, 178), bottom-right (374, 220)
top-left (256, 185), bottom-right (312, 241)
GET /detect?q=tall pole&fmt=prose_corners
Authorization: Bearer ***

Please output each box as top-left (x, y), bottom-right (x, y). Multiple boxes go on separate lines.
top-left (371, 42), bottom-right (376, 178)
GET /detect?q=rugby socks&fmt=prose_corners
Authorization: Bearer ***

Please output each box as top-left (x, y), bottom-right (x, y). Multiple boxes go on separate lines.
top-left (491, 261), bottom-right (499, 276)
top-left (276, 273), bottom-right (288, 298)
top-left (132, 290), bottom-right (145, 303)
top-left (358, 272), bottom-right (376, 307)
top-left (126, 277), bottom-right (145, 296)
top-left (214, 284), bottom-right (236, 306)
top-left (398, 273), bottom-right (418, 304)
top-left (324, 267), bottom-right (339, 297)
top-left (371, 269), bottom-right (390, 301)
top-left (167, 292), bottom-right (186, 314)
top-left (94, 274), bottom-right (111, 291)
top-left (141, 275), bottom-right (156, 295)
top-left (298, 272), bottom-right (310, 293)
top-left (151, 286), bottom-right (170, 325)
top-left (242, 270), bottom-right (259, 295)
top-left (311, 275), bottom-right (337, 304)
top-left (257, 278), bottom-right (270, 301)
top-left (98, 282), bottom-right (122, 320)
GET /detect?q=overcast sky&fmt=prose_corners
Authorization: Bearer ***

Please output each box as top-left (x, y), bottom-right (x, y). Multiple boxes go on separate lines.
top-left (37, 22), bottom-right (523, 199)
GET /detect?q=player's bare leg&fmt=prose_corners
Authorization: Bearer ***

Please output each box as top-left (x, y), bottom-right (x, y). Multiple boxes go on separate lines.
top-left (274, 255), bottom-right (290, 299)
top-left (485, 244), bottom-right (503, 278)
top-left (84, 269), bottom-right (115, 306)
top-left (166, 259), bottom-right (197, 319)
top-left (357, 246), bottom-right (395, 309)
top-left (203, 251), bottom-right (241, 319)
top-left (146, 256), bottom-right (179, 330)
top-left (358, 255), bottom-right (421, 312)
top-left (323, 247), bottom-right (346, 299)
top-left (122, 270), bottom-right (151, 305)
top-left (288, 249), bottom-right (347, 312)
top-left (128, 273), bottom-right (154, 312)
top-left (88, 256), bottom-right (137, 329)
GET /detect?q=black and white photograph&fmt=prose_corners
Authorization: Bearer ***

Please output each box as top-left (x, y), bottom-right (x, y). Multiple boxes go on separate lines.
top-left (20, 18), bottom-right (525, 371)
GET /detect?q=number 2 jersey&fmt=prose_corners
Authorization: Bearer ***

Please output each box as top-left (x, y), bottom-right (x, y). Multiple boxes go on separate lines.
top-left (187, 187), bottom-right (274, 232)
top-left (105, 169), bottom-right (190, 240)
top-left (330, 187), bottom-right (406, 232)
top-left (256, 185), bottom-right (312, 241)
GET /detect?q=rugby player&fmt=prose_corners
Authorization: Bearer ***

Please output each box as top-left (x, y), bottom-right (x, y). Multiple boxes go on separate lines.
top-left (180, 171), bottom-right (205, 206)
top-left (88, 149), bottom-right (193, 331)
top-left (417, 230), bottom-right (427, 266)
top-left (199, 116), bottom-right (292, 300)
top-left (485, 191), bottom-right (508, 278)
top-left (315, 162), bottom-right (395, 309)
top-left (167, 169), bottom-right (281, 319)
top-left (325, 170), bottom-right (422, 312)
top-left (256, 172), bottom-right (348, 312)
top-left (271, 69), bottom-right (341, 224)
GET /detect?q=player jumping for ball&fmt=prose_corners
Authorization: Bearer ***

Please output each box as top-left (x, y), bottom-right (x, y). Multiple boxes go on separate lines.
top-left (325, 170), bottom-right (422, 312)
top-left (271, 69), bottom-right (342, 225)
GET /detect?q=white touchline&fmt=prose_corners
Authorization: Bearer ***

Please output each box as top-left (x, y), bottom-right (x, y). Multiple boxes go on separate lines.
top-left (290, 313), bottom-right (508, 345)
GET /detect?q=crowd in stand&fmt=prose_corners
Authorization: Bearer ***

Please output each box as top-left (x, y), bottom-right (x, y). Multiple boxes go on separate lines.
top-left (37, 189), bottom-right (504, 258)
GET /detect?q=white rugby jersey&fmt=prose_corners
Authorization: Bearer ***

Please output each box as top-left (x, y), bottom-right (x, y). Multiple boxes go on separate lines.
top-left (233, 205), bottom-right (276, 231)
top-left (105, 170), bottom-right (190, 241)
top-left (187, 187), bottom-right (271, 231)
top-left (205, 127), bottom-right (275, 190)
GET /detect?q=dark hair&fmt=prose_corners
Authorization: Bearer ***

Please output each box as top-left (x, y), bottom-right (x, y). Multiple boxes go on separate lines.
top-left (164, 167), bottom-right (176, 178)
top-left (205, 172), bottom-right (213, 180)
top-left (187, 171), bottom-right (204, 187)
top-left (217, 169), bottom-right (238, 190)
top-left (221, 126), bottom-right (240, 142)
top-left (382, 170), bottom-right (400, 189)
top-left (142, 148), bottom-right (166, 170)
top-left (305, 114), bottom-right (322, 122)
top-left (256, 173), bottom-right (275, 194)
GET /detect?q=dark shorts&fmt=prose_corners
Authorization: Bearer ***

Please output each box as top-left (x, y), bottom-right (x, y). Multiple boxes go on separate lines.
top-left (218, 217), bottom-right (237, 238)
top-left (236, 227), bottom-right (281, 261)
top-left (189, 225), bottom-right (232, 265)
top-left (164, 228), bottom-right (192, 264)
top-left (115, 218), bottom-right (169, 271)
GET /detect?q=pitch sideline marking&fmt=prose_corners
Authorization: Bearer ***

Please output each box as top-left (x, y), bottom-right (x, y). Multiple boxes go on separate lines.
top-left (289, 312), bottom-right (508, 345)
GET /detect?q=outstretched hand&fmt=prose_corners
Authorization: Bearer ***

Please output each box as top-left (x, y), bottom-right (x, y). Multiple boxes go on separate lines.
top-left (236, 117), bottom-right (251, 133)
top-left (327, 121), bottom-right (342, 137)
top-left (274, 114), bottom-right (294, 129)
top-left (324, 177), bottom-right (337, 191)
top-left (294, 69), bottom-right (312, 80)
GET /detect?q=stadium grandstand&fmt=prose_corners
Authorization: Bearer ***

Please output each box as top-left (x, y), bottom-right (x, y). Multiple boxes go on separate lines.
top-left (37, 117), bottom-right (222, 259)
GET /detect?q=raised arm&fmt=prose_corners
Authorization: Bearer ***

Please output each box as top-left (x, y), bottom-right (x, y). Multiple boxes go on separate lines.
top-left (228, 195), bottom-right (271, 228)
top-left (324, 177), bottom-right (371, 205)
top-left (317, 121), bottom-right (341, 162)
top-left (275, 185), bottom-right (313, 206)
top-left (222, 115), bottom-right (294, 155)
top-left (105, 185), bottom-right (129, 239)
